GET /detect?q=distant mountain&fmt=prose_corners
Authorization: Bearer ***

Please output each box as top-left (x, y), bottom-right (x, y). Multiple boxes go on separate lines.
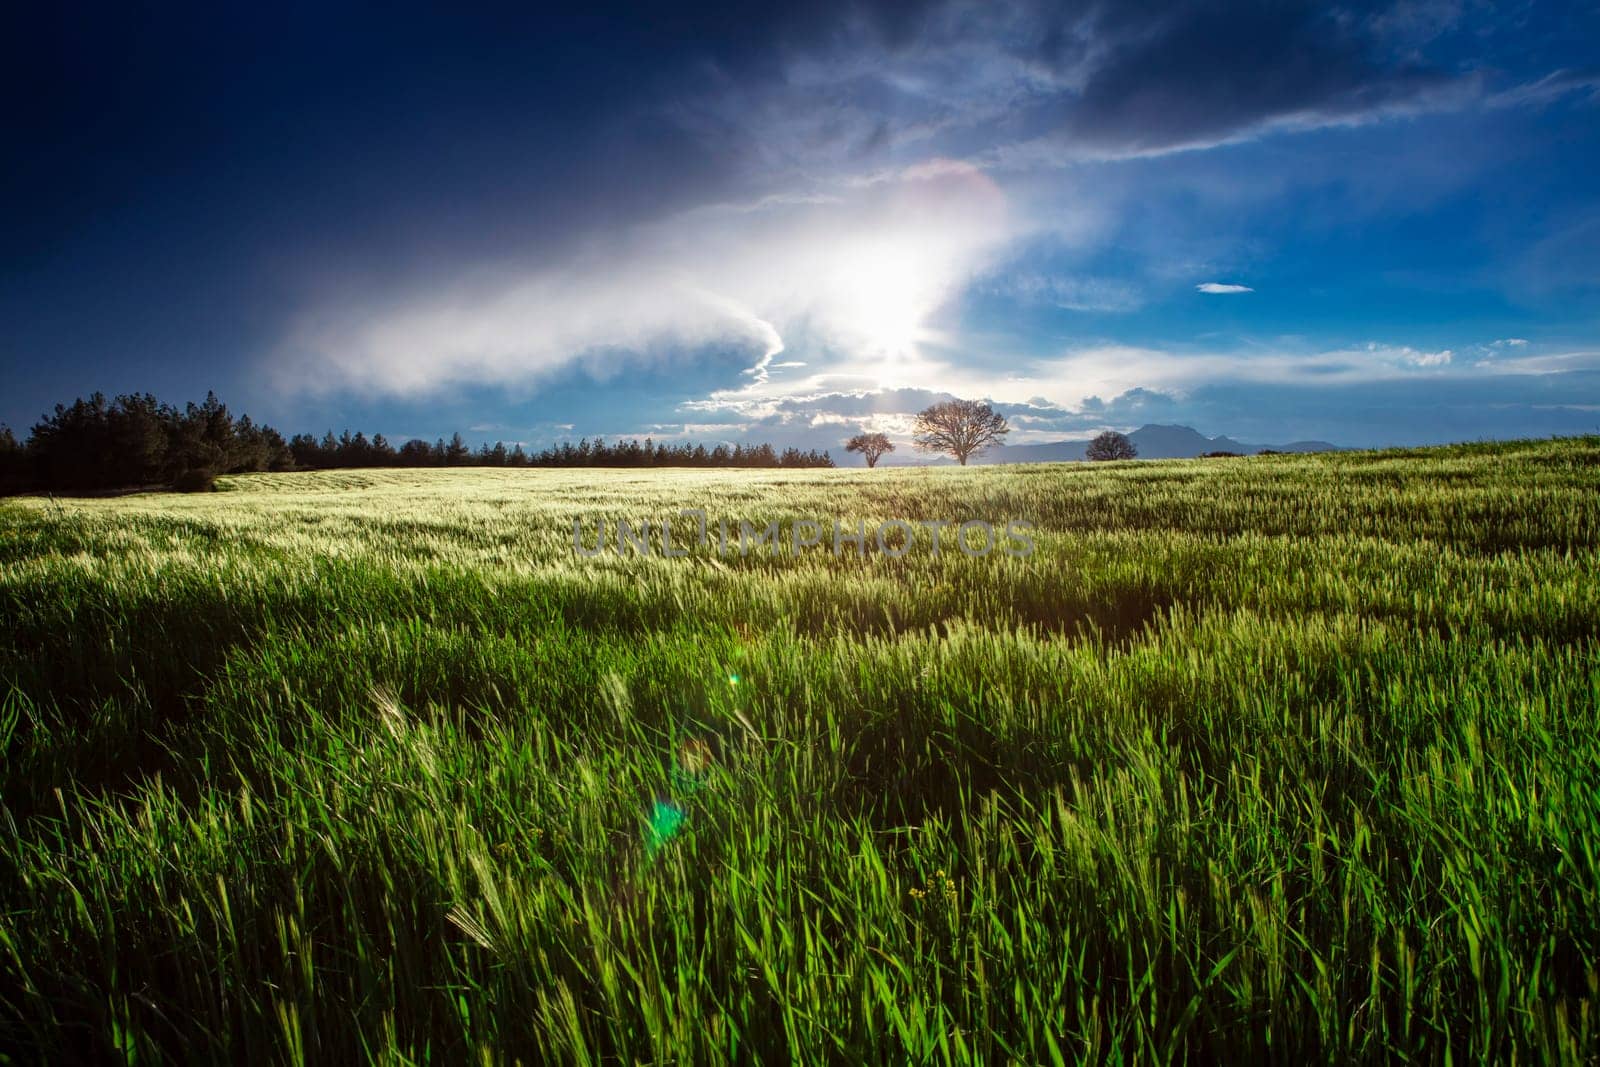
top-left (966, 424), bottom-right (1343, 464)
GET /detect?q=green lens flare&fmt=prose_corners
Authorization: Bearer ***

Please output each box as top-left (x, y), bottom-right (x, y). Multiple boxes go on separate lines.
top-left (644, 738), bottom-right (715, 855)
top-left (645, 799), bottom-right (685, 854)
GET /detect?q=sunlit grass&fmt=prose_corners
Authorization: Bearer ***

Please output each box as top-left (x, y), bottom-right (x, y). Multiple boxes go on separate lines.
top-left (2, 439), bottom-right (1598, 1062)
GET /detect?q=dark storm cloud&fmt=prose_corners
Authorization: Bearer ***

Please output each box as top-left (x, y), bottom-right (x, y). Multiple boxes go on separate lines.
top-left (0, 0), bottom-right (941, 276)
top-left (0, 0), bottom-right (1502, 286)
top-left (1061, 3), bottom-right (1459, 153)
top-left (937, 0), bottom-right (1478, 162)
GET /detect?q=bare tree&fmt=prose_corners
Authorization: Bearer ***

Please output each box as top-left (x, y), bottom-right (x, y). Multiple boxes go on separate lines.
top-left (912, 399), bottom-right (1009, 465)
top-left (844, 431), bottom-right (895, 468)
top-left (1086, 430), bottom-right (1137, 461)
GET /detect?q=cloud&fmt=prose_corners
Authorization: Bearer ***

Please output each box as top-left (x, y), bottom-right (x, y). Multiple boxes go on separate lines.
top-left (1466, 349), bottom-right (1600, 375)
top-left (1017, 340), bottom-right (1464, 402)
top-left (276, 160), bottom-right (1013, 395)
top-left (683, 335), bottom-right (1546, 436)
top-left (1487, 67), bottom-right (1600, 109)
top-left (639, 0), bottom-right (1509, 248)
top-left (673, 339), bottom-right (1600, 452)
top-left (1397, 346), bottom-right (1452, 367)
top-left (259, 0), bottom-right (1595, 418)
top-left (987, 272), bottom-right (1144, 312)
top-left (1042, 3), bottom-right (1472, 158)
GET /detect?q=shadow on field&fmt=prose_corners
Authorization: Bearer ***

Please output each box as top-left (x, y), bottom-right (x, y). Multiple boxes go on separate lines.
top-left (0, 549), bottom-right (1179, 826)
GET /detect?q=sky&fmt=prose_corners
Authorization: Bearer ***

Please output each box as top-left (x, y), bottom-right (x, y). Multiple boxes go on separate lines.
top-left (4, 0), bottom-right (1599, 458)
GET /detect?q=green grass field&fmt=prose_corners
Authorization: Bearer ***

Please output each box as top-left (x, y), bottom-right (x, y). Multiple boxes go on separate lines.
top-left (3, 439), bottom-right (1599, 1063)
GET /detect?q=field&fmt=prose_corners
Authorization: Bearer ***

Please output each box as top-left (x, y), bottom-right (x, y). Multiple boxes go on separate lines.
top-left (2, 439), bottom-right (1599, 1063)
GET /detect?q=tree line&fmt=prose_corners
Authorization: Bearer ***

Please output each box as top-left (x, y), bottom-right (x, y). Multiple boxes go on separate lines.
top-left (0, 390), bottom-right (832, 494)
top-left (289, 432), bottom-right (832, 472)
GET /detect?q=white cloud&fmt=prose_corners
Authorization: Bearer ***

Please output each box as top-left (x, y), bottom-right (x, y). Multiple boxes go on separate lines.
top-left (666, 333), bottom-right (1598, 451)
top-left (1196, 282), bottom-right (1255, 294)
top-left (275, 161), bottom-right (1014, 396)
top-left (1471, 350), bottom-right (1600, 374)
top-left (1393, 345), bottom-right (1453, 367)
top-left (1487, 69), bottom-right (1600, 109)
top-left (988, 272), bottom-right (1144, 312)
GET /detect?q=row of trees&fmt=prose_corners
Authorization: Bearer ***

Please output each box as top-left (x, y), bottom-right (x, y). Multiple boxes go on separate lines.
top-left (284, 431), bottom-right (832, 471)
top-left (0, 391), bottom-right (833, 494)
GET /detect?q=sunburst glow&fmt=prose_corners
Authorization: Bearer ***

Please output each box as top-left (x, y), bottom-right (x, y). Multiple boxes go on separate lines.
top-left (831, 243), bottom-right (940, 358)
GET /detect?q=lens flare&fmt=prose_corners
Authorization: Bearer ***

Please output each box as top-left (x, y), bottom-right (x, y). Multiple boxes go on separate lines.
top-left (642, 736), bottom-right (718, 855)
top-left (644, 799), bottom-right (685, 854)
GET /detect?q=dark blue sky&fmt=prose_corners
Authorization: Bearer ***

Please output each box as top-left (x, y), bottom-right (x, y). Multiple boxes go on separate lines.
top-left (4, 1), bottom-right (1599, 455)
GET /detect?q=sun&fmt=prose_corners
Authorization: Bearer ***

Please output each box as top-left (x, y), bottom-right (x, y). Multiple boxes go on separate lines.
top-left (858, 294), bottom-right (926, 356)
top-left (831, 240), bottom-right (942, 359)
